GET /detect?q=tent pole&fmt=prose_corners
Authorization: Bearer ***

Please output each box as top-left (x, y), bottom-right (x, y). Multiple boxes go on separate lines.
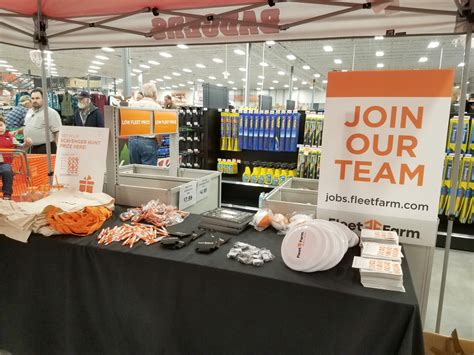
top-left (288, 65), bottom-right (294, 100)
top-left (435, 23), bottom-right (472, 333)
top-left (244, 43), bottom-right (251, 107)
top-left (122, 48), bottom-right (132, 97)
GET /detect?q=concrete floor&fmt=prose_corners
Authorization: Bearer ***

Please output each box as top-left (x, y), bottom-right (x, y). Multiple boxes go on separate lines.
top-left (424, 248), bottom-right (474, 340)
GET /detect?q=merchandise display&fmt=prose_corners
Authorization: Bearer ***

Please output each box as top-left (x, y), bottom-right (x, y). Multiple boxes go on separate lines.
top-left (97, 223), bottom-right (168, 247)
top-left (446, 117), bottom-right (471, 154)
top-left (119, 199), bottom-right (189, 228)
top-left (243, 160), bottom-right (296, 185)
top-left (360, 229), bottom-right (399, 245)
top-left (361, 242), bottom-right (403, 262)
top-left (302, 112), bottom-right (324, 147)
top-left (251, 208), bottom-right (273, 231)
top-left (199, 207), bottom-right (253, 234)
top-left (227, 241), bottom-right (275, 266)
top-left (296, 146), bottom-right (321, 179)
top-left (352, 256), bottom-right (405, 292)
top-left (159, 230), bottom-right (205, 249)
top-left (195, 233), bottom-right (232, 253)
top-left (217, 158), bottom-right (240, 174)
top-left (46, 206), bottom-right (112, 236)
top-left (220, 110), bottom-right (240, 151)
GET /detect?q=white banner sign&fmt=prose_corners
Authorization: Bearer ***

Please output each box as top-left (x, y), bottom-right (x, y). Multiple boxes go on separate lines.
top-left (54, 126), bottom-right (109, 193)
top-left (317, 70), bottom-right (454, 246)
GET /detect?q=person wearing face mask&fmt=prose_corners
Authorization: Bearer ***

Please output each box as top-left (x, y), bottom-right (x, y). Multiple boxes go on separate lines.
top-left (15, 88), bottom-right (62, 154)
top-left (73, 91), bottom-right (104, 127)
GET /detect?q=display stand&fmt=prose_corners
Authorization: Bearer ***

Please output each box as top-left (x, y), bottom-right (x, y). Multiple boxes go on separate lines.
top-left (104, 106), bottom-right (220, 212)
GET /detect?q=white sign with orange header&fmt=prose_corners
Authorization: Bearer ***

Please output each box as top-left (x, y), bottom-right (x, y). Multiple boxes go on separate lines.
top-left (54, 126), bottom-right (109, 193)
top-left (317, 69), bottom-right (454, 246)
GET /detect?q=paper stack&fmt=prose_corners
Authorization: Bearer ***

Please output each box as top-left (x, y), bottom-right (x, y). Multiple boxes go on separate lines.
top-left (361, 242), bottom-right (402, 263)
top-left (360, 229), bottom-right (399, 245)
top-left (352, 256), bottom-right (405, 292)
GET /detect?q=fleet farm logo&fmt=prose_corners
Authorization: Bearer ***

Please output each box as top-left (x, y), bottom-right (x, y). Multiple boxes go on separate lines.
top-left (329, 218), bottom-right (420, 239)
top-left (296, 232), bottom-right (306, 258)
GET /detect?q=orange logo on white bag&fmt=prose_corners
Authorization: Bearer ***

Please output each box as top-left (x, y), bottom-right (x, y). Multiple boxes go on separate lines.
top-left (79, 175), bottom-right (95, 193)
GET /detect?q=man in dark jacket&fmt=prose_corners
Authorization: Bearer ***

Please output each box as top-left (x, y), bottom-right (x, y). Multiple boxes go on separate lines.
top-left (74, 91), bottom-right (104, 127)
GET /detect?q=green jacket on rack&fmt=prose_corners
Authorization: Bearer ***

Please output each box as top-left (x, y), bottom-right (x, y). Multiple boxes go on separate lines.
top-left (61, 92), bottom-right (74, 117)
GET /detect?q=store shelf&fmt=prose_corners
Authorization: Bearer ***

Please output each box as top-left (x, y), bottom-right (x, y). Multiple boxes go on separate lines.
top-left (222, 176), bottom-right (276, 189)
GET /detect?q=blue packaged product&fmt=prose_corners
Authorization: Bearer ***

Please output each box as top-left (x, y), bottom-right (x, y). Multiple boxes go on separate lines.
top-left (264, 112), bottom-right (271, 151)
top-left (258, 112), bottom-right (265, 151)
top-left (238, 112), bottom-right (244, 150)
top-left (285, 112), bottom-right (293, 152)
top-left (269, 113), bottom-right (276, 151)
top-left (253, 112), bottom-right (259, 150)
top-left (274, 112), bottom-right (281, 151)
top-left (290, 112), bottom-right (300, 152)
top-left (280, 112), bottom-right (287, 152)
top-left (242, 112), bottom-right (249, 149)
top-left (248, 111), bottom-right (254, 150)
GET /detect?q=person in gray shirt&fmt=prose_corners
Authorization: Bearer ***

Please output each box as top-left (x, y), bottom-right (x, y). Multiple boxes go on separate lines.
top-left (15, 88), bottom-right (62, 154)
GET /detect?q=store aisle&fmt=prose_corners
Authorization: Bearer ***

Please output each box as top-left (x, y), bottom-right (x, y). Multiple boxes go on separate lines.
top-left (424, 248), bottom-right (474, 339)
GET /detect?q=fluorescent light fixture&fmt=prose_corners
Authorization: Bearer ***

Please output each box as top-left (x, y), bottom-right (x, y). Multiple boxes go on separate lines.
top-left (242, 78), bottom-right (246, 81)
top-left (89, 66), bottom-right (101, 69)
top-left (277, 71), bottom-right (285, 75)
top-left (323, 45), bottom-right (333, 52)
top-left (183, 68), bottom-right (192, 73)
top-left (0, 60), bottom-right (7, 64)
top-left (95, 55), bottom-right (109, 60)
top-left (258, 75), bottom-right (265, 79)
top-left (160, 87), bottom-right (165, 90)
top-left (284, 84), bottom-right (289, 88)
top-left (213, 58), bottom-right (223, 63)
top-left (257, 82), bottom-right (263, 85)
top-left (139, 64), bottom-right (150, 69)
top-left (101, 47), bottom-right (114, 52)
top-left (166, 86), bottom-right (171, 89)
top-left (132, 69), bottom-right (142, 73)
top-left (228, 80), bottom-right (235, 84)
top-left (259, 61), bottom-right (269, 67)
top-left (458, 62), bottom-right (465, 67)
top-left (322, 80), bottom-right (328, 83)
top-left (292, 77), bottom-right (298, 81)
top-left (177, 44), bottom-right (189, 49)
top-left (172, 85), bottom-right (178, 88)
top-left (179, 84), bottom-right (185, 87)
top-left (286, 54), bottom-right (296, 60)
top-left (197, 79), bottom-right (204, 82)
top-left (88, 69), bottom-right (98, 73)
top-left (157, 78), bottom-right (164, 82)
top-left (150, 80), bottom-right (157, 83)
top-left (239, 67), bottom-right (246, 72)
top-left (187, 81), bottom-right (194, 84)
top-left (257, 87), bottom-right (262, 91)
top-left (266, 40), bottom-right (276, 46)
top-left (172, 72), bottom-right (181, 76)
top-left (148, 60), bottom-right (160, 65)
top-left (92, 61), bottom-right (104, 65)
top-left (293, 87), bottom-right (298, 90)
top-left (234, 49), bottom-right (246, 55)
top-left (374, 36), bottom-right (384, 40)
top-left (302, 65), bottom-right (311, 70)
top-left (314, 73), bottom-right (321, 78)
top-left (159, 52), bottom-right (173, 58)
top-left (334, 59), bottom-right (342, 64)
top-left (222, 71), bottom-right (230, 77)
top-left (377, 63), bottom-right (384, 68)
top-left (418, 57), bottom-right (428, 63)
top-left (208, 76), bottom-right (216, 80)
top-left (216, 84), bottom-right (223, 87)
top-left (376, 51), bottom-right (384, 57)
top-left (232, 87), bottom-right (238, 90)
top-left (132, 86), bottom-right (139, 89)
top-left (302, 81), bottom-right (308, 85)
top-left (272, 80), bottom-right (279, 83)
top-left (269, 86), bottom-right (275, 90)
top-left (130, 73), bottom-right (136, 76)
top-left (163, 75), bottom-right (172, 80)
top-left (196, 63), bottom-right (206, 68)
top-left (428, 41), bottom-right (440, 49)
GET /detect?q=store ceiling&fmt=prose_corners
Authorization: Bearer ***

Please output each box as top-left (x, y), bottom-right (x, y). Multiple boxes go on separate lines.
top-left (0, 34), bottom-right (472, 93)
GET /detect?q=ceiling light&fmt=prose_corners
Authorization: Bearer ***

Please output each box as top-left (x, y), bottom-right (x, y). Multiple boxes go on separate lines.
top-left (197, 79), bottom-right (204, 82)
top-left (88, 69), bottom-right (98, 73)
top-left (314, 73), bottom-right (321, 78)
top-left (95, 55), bottom-right (109, 60)
top-left (89, 66), bottom-right (101, 69)
top-left (159, 52), bottom-right (173, 58)
top-left (374, 36), bottom-right (384, 40)
top-left (278, 71), bottom-right (285, 75)
top-left (266, 40), bottom-right (276, 46)
top-left (148, 60), bottom-right (160, 65)
top-left (257, 82), bottom-right (263, 85)
top-left (132, 69), bottom-right (142, 73)
top-left (293, 87), bottom-right (298, 90)
top-left (183, 68), bottom-right (192, 73)
top-left (284, 84), bottom-right (289, 88)
top-left (0, 60), bottom-right (7, 64)
top-left (92, 61), bottom-right (104, 65)
top-left (172, 72), bottom-right (181, 76)
top-left (160, 87), bottom-right (165, 90)
top-left (259, 61), bottom-right (269, 66)
top-left (234, 49), bottom-right (246, 55)
top-left (418, 57), bottom-right (428, 63)
top-left (130, 73), bottom-right (136, 76)
top-left (458, 62), bottom-right (465, 67)
top-left (428, 41), bottom-right (440, 49)
top-left (302, 65), bottom-right (311, 70)
top-left (232, 87), bottom-right (238, 90)
top-left (157, 78), bottom-right (164, 82)
top-left (242, 78), bottom-right (246, 81)
top-left (187, 81), bottom-right (194, 84)
top-left (272, 80), bottom-right (279, 83)
top-left (101, 47), bottom-right (114, 52)
top-left (172, 85), bottom-right (178, 88)
top-left (208, 76), bottom-right (216, 80)
top-left (377, 63), bottom-right (384, 68)
top-left (196, 63), bottom-right (206, 68)
top-left (163, 75), bottom-right (172, 80)
top-left (292, 77), bottom-right (298, 81)
top-left (222, 71), bottom-right (230, 77)
top-left (376, 51), bottom-right (384, 57)
top-left (322, 80), bottom-right (328, 84)
top-left (239, 67), bottom-right (246, 72)
top-left (177, 44), bottom-right (189, 49)
top-left (334, 59), bottom-right (342, 64)
top-left (258, 75), bottom-right (265, 79)
top-left (286, 54), bottom-right (296, 60)
top-left (302, 81), bottom-right (308, 85)
top-left (166, 86), bottom-right (171, 89)
top-left (213, 58), bottom-right (224, 63)
top-left (132, 86), bottom-right (139, 90)
top-left (323, 45), bottom-right (333, 52)
top-left (150, 80), bottom-right (157, 83)
top-left (342, 69), bottom-right (348, 72)
top-left (228, 80), bottom-right (235, 84)
top-left (269, 86), bottom-right (275, 90)
top-left (179, 84), bottom-right (185, 87)
top-left (139, 64), bottom-right (151, 69)
top-left (216, 84), bottom-right (223, 87)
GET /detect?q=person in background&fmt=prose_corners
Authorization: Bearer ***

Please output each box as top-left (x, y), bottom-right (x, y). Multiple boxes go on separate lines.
top-left (73, 91), bottom-right (104, 127)
top-left (15, 88), bottom-right (62, 154)
top-left (136, 92), bottom-right (144, 101)
top-left (164, 95), bottom-right (177, 109)
top-left (128, 83), bottom-right (163, 165)
top-left (5, 95), bottom-right (32, 131)
top-left (0, 115), bottom-right (32, 200)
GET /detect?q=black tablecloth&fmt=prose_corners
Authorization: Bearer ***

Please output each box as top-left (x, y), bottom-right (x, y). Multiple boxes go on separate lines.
top-left (0, 207), bottom-right (424, 355)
